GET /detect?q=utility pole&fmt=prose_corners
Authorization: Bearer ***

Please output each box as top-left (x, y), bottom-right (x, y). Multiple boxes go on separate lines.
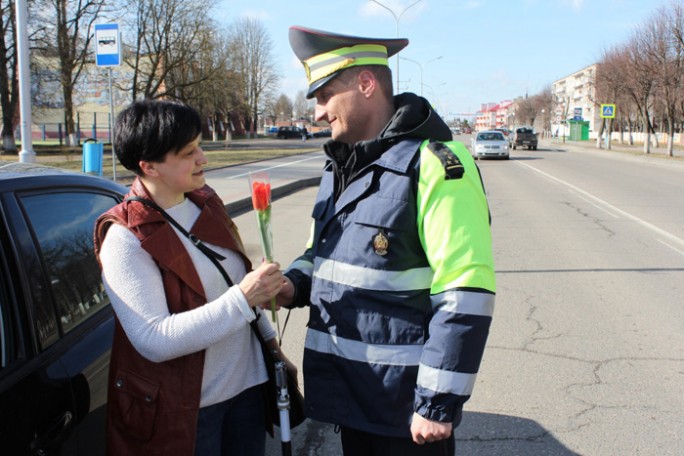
top-left (369, 0), bottom-right (423, 89)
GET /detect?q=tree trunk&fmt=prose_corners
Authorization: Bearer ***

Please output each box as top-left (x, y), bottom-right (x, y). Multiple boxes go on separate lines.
top-left (62, 75), bottom-right (77, 146)
top-left (596, 118), bottom-right (605, 149)
top-left (667, 117), bottom-right (674, 157)
top-left (642, 107), bottom-right (651, 154)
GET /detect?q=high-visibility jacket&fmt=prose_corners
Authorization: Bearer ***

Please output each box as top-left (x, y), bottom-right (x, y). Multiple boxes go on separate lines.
top-left (286, 137), bottom-right (496, 438)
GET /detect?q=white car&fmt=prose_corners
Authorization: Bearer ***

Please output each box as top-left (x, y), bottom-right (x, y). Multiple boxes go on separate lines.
top-left (470, 130), bottom-right (510, 160)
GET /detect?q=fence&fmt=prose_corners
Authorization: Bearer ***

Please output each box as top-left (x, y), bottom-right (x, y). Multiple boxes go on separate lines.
top-left (24, 112), bottom-right (113, 144)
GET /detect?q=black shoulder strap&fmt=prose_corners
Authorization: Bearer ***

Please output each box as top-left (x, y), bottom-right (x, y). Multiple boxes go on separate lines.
top-left (125, 196), bottom-right (233, 286)
top-left (425, 141), bottom-right (465, 180)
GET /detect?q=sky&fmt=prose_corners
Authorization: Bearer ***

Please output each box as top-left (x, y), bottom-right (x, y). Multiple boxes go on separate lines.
top-left (217, 0), bottom-right (664, 120)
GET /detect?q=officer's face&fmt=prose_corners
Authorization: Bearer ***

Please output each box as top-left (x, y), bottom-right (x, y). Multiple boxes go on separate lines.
top-left (313, 73), bottom-right (372, 144)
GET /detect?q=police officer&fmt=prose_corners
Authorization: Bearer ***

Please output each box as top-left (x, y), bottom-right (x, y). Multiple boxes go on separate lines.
top-left (277, 26), bottom-right (496, 456)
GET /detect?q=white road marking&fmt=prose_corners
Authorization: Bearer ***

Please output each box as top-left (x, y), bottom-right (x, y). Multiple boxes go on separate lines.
top-left (229, 155), bottom-right (323, 179)
top-left (516, 161), bottom-right (684, 249)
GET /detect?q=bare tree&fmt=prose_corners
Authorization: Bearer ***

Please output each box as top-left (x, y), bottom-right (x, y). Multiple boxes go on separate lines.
top-left (675, 2), bottom-right (684, 135)
top-left (595, 46), bottom-right (630, 149)
top-left (188, 26), bottom-right (244, 140)
top-left (624, 22), bottom-right (660, 154)
top-left (227, 17), bottom-right (279, 137)
top-left (0, 0), bottom-right (18, 153)
top-left (34, 0), bottom-right (106, 146)
top-left (293, 90), bottom-right (309, 120)
top-left (266, 93), bottom-right (293, 125)
top-left (514, 95), bottom-right (536, 127)
top-left (647, 1), bottom-right (684, 157)
top-left (122, 0), bottom-right (218, 101)
top-left (533, 86), bottom-right (553, 136)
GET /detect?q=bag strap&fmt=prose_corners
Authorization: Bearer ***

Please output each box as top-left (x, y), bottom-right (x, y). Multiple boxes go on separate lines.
top-left (125, 196), bottom-right (276, 340)
top-left (125, 196), bottom-right (234, 286)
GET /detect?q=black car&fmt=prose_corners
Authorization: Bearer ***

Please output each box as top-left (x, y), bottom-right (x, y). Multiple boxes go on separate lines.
top-left (312, 128), bottom-right (332, 138)
top-left (0, 161), bottom-right (126, 455)
top-left (276, 126), bottom-right (310, 139)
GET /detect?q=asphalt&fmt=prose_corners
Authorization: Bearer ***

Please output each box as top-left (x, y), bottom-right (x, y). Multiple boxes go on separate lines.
top-left (200, 135), bottom-right (683, 214)
top-left (202, 150), bottom-right (328, 215)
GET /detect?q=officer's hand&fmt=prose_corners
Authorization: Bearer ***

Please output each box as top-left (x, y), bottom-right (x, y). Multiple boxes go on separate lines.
top-left (275, 276), bottom-right (295, 308)
top-left (410, 413), bottom-right (453, 445)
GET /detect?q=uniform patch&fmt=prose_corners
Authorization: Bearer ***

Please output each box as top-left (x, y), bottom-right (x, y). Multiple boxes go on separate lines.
top-left (427, 141), bottom-right (464, 180)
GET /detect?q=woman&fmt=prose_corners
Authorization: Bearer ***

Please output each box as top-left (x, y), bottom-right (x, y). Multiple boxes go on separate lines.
top-left (94, 100), bottom-right (291, 455)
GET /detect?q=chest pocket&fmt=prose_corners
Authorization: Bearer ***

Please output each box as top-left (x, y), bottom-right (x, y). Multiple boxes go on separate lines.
top-left (350, 196), bottom-right (419, 266)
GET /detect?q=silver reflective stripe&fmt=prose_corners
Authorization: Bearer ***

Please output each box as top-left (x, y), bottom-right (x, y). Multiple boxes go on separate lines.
top-left (417, 364), bottom-right (477, 396)
top-left (305, 329), bottom-right (423, 366)
top-left (286, 258), bottom-right (313, 277)
top-left (437, 290), bottom-right (495, 317)
top-left (307, 50), bottom-right (388, 72)
top-left (313, 258), bottom-right (433, 291)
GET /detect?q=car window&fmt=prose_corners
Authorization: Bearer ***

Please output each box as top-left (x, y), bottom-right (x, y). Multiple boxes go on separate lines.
top-left (478, 133), bottom-right (504, 141)
top-left (19, 191), bottom-right (118, 347)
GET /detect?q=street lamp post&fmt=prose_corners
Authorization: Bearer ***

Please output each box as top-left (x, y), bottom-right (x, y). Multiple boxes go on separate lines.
top-left (369, 0), bottom-right (423, 89)
top-left (399, 56), bottom-right (442, 96)
top-left (15, 0), bottom-right (35, 163)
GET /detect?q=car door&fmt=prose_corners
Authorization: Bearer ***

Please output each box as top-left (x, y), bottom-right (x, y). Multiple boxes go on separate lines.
top-left (0, 182), bottom-right (121, 455)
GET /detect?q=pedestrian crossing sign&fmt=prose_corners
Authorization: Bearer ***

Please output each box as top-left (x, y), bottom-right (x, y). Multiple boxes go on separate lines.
top-left (600, 104), bottom-right (616, 119)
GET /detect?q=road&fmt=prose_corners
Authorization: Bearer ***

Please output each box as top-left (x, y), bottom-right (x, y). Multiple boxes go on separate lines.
top-left (213, 138), bottom-right (684, 455)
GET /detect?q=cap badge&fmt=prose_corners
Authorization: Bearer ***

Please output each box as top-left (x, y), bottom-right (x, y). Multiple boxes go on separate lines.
top-left (373, 230), bottom-right (389, 256)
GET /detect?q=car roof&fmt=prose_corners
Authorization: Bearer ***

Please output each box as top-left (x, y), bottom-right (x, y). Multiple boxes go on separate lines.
top-left (0, 161), bottom-right (128, 194)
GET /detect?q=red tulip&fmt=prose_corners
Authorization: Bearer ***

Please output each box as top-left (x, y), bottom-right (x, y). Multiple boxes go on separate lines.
top-left (251, 181), bottom-right (271, 211)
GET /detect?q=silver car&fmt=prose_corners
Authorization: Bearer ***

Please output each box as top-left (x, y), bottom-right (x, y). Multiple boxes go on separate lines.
top-left (470, 130), bottom-right (510, 160)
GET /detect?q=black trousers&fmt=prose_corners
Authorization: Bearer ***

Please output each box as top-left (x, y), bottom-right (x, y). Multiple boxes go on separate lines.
top-left (340, 427), bottom-right (455, 456)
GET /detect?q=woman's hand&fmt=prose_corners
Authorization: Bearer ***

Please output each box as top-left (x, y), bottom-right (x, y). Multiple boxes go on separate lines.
top-left (239, 262), bottom-right (283, 308)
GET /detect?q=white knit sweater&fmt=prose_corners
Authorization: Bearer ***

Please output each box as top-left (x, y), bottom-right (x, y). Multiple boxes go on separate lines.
top-left (99, 198), bottom-right (275, 407)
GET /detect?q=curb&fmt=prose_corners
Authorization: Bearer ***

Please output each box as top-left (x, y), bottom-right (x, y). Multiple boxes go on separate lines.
top-left (224, 176), bottom-right (321, 216)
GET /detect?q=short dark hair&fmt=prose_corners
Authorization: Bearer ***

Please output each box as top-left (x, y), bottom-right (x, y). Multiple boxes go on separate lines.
top-left (338, 65), bottom-right (394, 99)
top-left (114, 100), bottom-right (202, 175)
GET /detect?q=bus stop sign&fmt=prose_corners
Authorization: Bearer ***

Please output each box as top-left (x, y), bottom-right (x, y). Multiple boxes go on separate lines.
top-left (95, 24), bottom-right (120, 67)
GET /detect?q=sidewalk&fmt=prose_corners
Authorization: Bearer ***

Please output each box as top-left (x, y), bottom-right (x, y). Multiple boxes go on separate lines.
top-left (203, 151), bottom-right (327, 215)
top-left (544, 136), bottom-right (684, 159)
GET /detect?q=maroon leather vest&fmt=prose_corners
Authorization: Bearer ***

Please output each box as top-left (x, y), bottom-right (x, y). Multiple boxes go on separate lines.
top-left (94, 179), bottom-right (251, 455)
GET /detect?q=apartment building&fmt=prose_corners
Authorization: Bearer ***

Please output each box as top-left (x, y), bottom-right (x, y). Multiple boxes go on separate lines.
top-left (551, 64), bottom-right (599, 138)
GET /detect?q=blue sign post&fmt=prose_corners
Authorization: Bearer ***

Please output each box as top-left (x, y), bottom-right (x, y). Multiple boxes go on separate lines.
top-left (94, 24), bottom-right (120, 181)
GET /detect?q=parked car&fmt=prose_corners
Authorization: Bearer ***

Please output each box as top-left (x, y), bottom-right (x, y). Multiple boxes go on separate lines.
top-left (0, 161), bottom-right (127, 455)
top-left (312, 128), bottom-right (332, 138)
top-left (276, 126), bottom-right (310, 139)
top-left (470, 130), bottom-right (510, 160)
